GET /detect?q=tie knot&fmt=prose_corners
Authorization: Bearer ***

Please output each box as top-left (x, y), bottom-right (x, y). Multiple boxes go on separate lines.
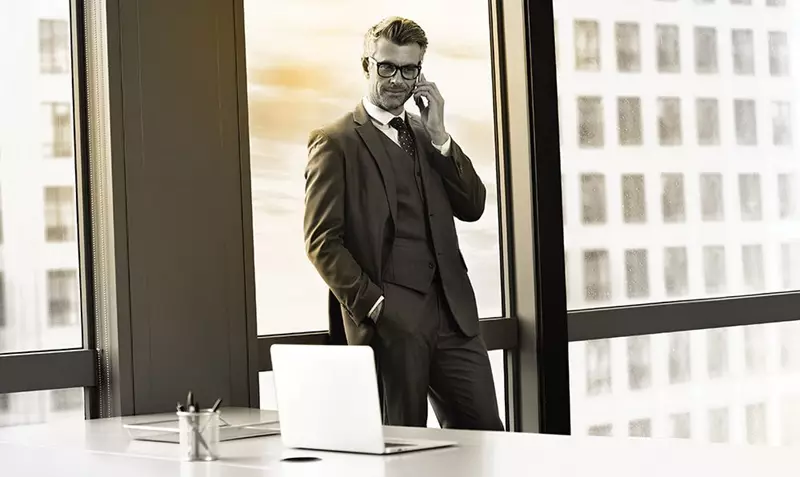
top-left (389, 117), bottom-right (407, 131)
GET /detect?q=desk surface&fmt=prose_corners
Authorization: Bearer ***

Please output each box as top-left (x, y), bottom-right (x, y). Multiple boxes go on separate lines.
top-left (0, 407), bottom-right (797, 476)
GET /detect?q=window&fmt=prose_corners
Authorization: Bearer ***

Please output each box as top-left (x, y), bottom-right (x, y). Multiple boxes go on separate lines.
top-left (735, 99), bottom-right (758, 146)
top-left (779, 174), bottom-right (796, 219)
top-left (618, 97), bottom-right (642, 146)
top-left (703, 245), bottom-right (726, 294)
top-left (731, 0), bottom-right (752, 4)
top-left (625, 249), bottom-right (649, 299)
top-left (39, 19), bottom-right (69, 74)
top-left (0, 390), bottom-right (84, 428)
top-left (738, 174), bottom-right (762, 221)
top-left (781, 322), bottom-right (800, 371)
top-left (664, 247), bottom-right (689, 297)
top-left (694, 27), bottom-right (718, 74)
top-left (746, 403), bottom-right (767, 445)
top-left (584, 250), bottom-right (611, 302)
top-left (782, 243), bottom-right (800, 289)
top-left (47, 270), bottom-right (79, 327)
top-left (707, 328), bottom-right (729, 379)
top-left (581, 174), bottom-right (606, 224)
top-left (616, 23), bottom-right (641, 72)
top-left (661, 173), bottom-right (686, 222)
top-left (243, 1), bottom-right (503, 333)
top-left (622, 174), bottom-right (646, 223)
top-left (732, 29), bottom-right (755, 75)
top-left (744, 325), bottom-right (766, 374)
top-left (696, 98), bottom-right (720, 145)
top-left (586, 339), bottom-right (611, 396)
top-left (578, 97), bottom-right (604, 147)
top-left (588, 424), bottom-right (613, 436)
top-left (669, 332), bottom-right (691, 384)
top-left (670, 413), bottom-right (691, 439)
top-left (709, 408), bottom-right (730, 443)
top-left (741, 245), bottom-right (764, 292)
top-left (575, 20), bottom-right (600, 71)
top-left (44, 187), bottom-right (76, 242)
top-left (629, 419), bottom-right (652, 438)
top-left (772, 101), bottom-right (792, 146)
top-left (50, 389), bottom-right (83, 412)
top-left (0, 395), bottom-right (8, 413)
top-left (0, 272), bottom-right (5, 328)
top-left (767, 0), bottom-right (786, 6)
top-left (41, 102), bottom-right (73, 157)
top-left (627, 335), bottom-right (651, 390)
top-left (656, 25), bottom-right (681, 73)
top-left (658, 97), bottom-right (682, 145)
top-left (700, 173), bottom-right (724, 221)
top-left (769, 31), bottom-right (790, 77)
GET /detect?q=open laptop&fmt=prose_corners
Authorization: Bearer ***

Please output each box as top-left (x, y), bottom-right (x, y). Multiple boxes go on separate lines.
top-left (270, 343), bottom-right (456, 455)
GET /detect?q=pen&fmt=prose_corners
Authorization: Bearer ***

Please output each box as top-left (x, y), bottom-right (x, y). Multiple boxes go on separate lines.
top-left (210, 398), bottom-right (222, 413)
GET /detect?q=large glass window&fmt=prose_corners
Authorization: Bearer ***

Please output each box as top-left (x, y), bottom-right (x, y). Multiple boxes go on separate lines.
top-left (243, 1), bottom-right (503, 335)
top-left (1, 2), bottom-right (83, 428)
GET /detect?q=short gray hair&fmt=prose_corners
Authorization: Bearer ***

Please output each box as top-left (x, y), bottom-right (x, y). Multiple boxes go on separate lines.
top-left (362, 16), bottom-right (428, 60)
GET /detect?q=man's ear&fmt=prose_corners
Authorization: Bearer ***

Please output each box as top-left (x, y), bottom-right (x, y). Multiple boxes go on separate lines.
top-left (361, 57), bottom-right (369, 73)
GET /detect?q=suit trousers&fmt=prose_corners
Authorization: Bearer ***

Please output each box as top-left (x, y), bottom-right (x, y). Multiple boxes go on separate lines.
top-left (371, 276), bottom-right (505, 431)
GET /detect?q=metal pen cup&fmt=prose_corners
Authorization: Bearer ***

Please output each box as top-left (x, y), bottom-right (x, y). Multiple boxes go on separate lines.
top-left (177, 409), bottom-right (220, 462)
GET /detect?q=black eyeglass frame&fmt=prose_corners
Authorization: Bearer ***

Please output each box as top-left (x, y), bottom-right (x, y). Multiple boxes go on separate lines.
top-left (365, 56), bottom-right (422, 80)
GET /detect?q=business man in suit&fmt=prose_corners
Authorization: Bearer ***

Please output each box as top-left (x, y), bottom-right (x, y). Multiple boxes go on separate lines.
top-left (303, 16), bottom-right (503, 431)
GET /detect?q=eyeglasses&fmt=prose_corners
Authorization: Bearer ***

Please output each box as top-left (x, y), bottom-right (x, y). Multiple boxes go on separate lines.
top-left (366, 57), bottom-right (421, 80)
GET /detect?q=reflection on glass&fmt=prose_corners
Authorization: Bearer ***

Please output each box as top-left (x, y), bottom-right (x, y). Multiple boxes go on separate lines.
top-left (243, 0), bottom-right (502, 334)
top-left (0, 389), bottom-right (83, 428)
top-left (0, 2), bottom-right (82, 354)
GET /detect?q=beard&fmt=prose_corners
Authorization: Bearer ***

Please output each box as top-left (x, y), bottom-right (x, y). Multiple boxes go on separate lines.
top-left (375, 85), bottom-right (413, 111)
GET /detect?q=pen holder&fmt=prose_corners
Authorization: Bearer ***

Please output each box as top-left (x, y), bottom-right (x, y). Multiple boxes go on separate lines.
top-left (177, 410), bottom-right (220, 462)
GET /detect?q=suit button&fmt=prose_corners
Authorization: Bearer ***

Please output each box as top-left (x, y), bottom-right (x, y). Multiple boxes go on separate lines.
top-left (428, 262), bottom-right (434, 269)
top-left (429, 213), bottom-right (435, 217)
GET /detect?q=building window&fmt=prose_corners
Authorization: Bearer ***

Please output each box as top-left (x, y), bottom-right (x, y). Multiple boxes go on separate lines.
top-left (50, 389), bottom-right (82, 412)
top-left (731, 0), bottom-right (752, 4)
top-left (47, 269), bottom-right (79, 327)
top-left (578, 97), bottom-right (604, 147)
top-left (44, 187), bottom-right (76, 242)
top-left (739, 173), bottom-right (762, 221)
top-left (772, 101), bottom-right (792, 146)
top-left (707, 328), bottom-right (729, 379)
top-left (575, 20), bottom-right (600, 71)
top-left (39, 19), bottom-right (70, 74)
top-left (669, 332), bottom-right (691, 384)
top-left (584, 250), bottom-right (611, 302)
top-left (581, 174), bottom-right (606, 224)
top-left (622, 174), bottom-right (646, 223)
top-left (615, 23), bottom-right (641, 72)
top-left (780, 322), bottom-right (800, 371)
top-left (588, 424), bottom-right (613, 436)
top-left (696, 98), bottom-right (720, 145)
top-left (656, 24), bottom-right (681, 73)
top-left (664, 247), bottom-right (689, 297)
top-left (586, 339), bottom-right (612, 396)
top-left (0, 395), bottom-right (9, 413)
top-left (625, 249), bottom-right (649, 299)
top-left (627, 335), bottom-right (651, 390)
top-left (661, 173), bottom-right (686, 222)
top-left (0, 272), bottom-right (5, 328)
top-left (629, 419), bottom-right (652, 438)
top-left (735, 99), bottom-right (758, 146)
top-left (42, 102), bottom-right (73, 157)
top-left (703, 245), bottom-right (727, 294)
top-left (769, 31), bottom-right (790, 77)
top-left (767, 0), bottom-right (786, 6)
top-left (742, 244), bottom-right (765, 292)
top-left (781, 243), bottom-right (800, 289)
top-left (700, 173), bottom-right (724, 221)
top-left (744, 325), bottom-right (767, 374)
top-left (779, 174), bottom-right (796, 219)
top-left (709, 408), bottom-right (730, 443)
top-left (618, 97), bottom-right (643, 145)
top-left (746, 403), bottom-right (768, 445)
top-left (732, 29), bottom-right (755, 75)
top-left (670, 413), bottom-right (691, 439)
top-left (658, 97), bottom-right (682, 145)
top-left (694, 27), bottom-right (718, 74)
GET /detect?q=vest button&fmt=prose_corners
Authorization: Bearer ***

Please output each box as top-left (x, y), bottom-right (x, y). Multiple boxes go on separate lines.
top-left (428, 262), bottom-right (434, 269)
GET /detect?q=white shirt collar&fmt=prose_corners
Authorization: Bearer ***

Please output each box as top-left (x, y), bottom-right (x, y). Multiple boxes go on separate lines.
top-left (361, 96), bottom-right (405, 127)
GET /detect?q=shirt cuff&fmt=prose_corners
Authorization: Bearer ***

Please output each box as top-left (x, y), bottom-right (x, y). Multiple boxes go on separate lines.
top-left (367, 295), bottom-right (384, 321)
top-left (431, 135), bottom-right (452, 156)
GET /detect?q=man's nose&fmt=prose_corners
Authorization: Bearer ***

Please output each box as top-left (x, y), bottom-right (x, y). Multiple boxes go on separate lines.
top-left (388, 71), bottom-right (403, 85)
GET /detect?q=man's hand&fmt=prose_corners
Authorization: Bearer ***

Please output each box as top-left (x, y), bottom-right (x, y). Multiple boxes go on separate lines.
top-left (413, 72), bottom-right (448, 146)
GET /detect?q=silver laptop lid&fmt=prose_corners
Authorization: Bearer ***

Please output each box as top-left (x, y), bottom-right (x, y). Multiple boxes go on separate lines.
top-left (270, 344), bottom-right (386, 453)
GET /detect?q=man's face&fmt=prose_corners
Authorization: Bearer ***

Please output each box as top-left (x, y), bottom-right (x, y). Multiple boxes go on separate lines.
top-left (365, 38), bottom-right (423, 115)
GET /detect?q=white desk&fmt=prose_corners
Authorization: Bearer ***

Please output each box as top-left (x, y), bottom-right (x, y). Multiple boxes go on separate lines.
top-left (0, 407), bottom-right (797, 476)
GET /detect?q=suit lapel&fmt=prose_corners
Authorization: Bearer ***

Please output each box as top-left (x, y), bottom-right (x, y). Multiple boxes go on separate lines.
top-left (354, 103), bottom-right (398, 221)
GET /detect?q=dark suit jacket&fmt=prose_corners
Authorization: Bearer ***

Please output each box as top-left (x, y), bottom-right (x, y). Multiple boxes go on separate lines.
top-left (303, 102), bottom-right (487, 345)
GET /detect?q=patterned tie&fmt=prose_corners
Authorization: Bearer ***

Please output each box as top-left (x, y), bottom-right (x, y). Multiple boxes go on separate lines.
top-left (389, 117), bottom-right (417, 158)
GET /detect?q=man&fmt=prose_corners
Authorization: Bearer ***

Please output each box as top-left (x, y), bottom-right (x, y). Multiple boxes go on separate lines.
top-left (303, 16), bottom-right (503, 431)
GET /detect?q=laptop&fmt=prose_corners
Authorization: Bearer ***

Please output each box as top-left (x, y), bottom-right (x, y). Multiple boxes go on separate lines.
top-left (270, 343), bottom-right (456, 455)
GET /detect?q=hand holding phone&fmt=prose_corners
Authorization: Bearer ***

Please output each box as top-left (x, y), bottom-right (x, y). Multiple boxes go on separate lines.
top-left (413, 72), bottom-right (447, 145)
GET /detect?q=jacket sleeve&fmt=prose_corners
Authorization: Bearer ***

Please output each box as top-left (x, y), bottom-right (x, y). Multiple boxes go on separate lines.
top-left (426, 138), bottom-right (487, 222)
top-left (303, 129), bottom-right (382, 325)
